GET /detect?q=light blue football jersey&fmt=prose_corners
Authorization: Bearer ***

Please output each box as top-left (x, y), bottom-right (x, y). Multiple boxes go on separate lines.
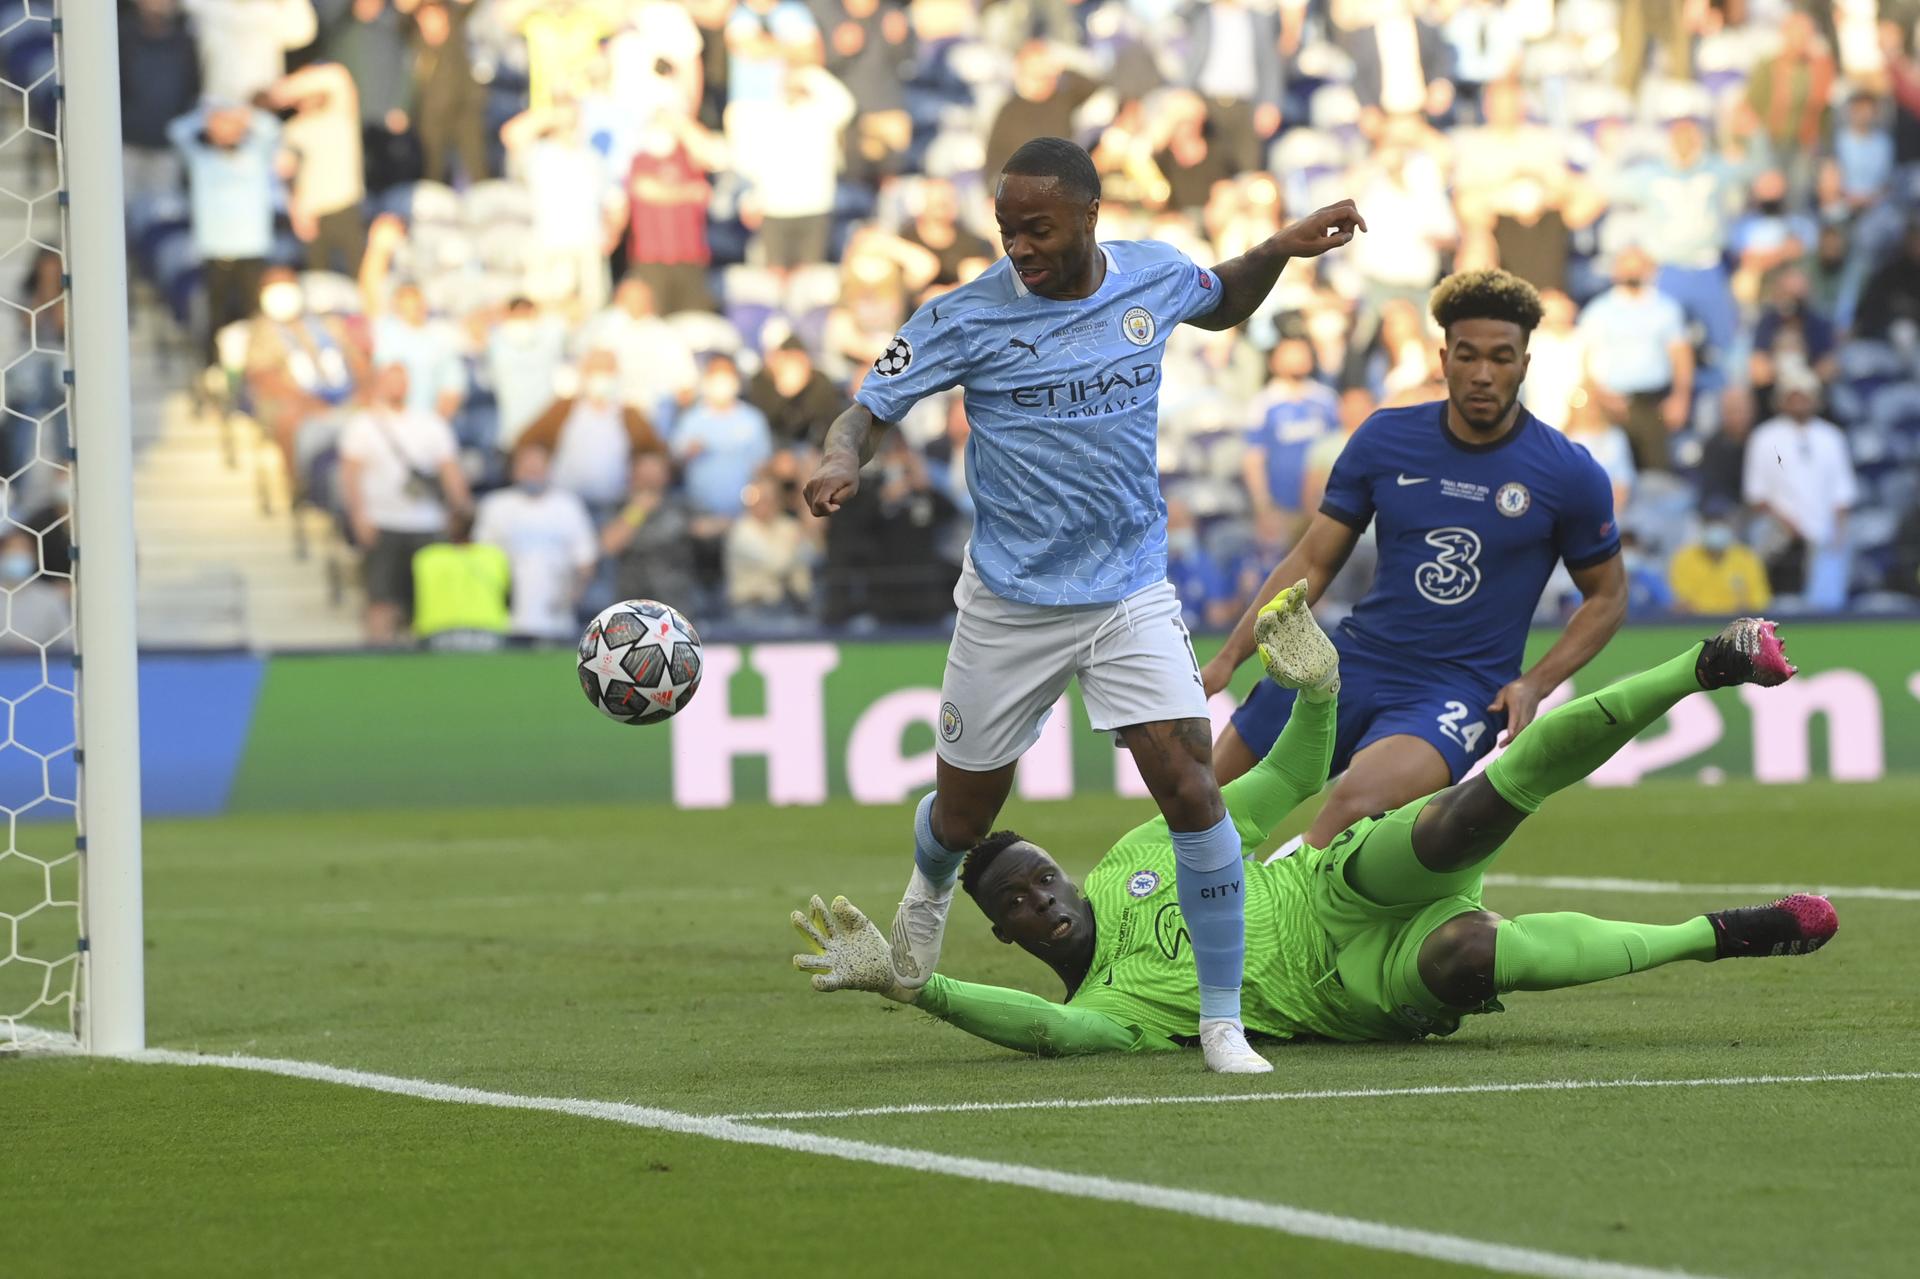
top-left (854, 241), bottom-right (1223, 606)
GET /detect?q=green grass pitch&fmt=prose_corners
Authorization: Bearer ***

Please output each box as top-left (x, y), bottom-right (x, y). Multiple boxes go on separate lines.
top-left (6, 780), bottom-right (1919, 1276)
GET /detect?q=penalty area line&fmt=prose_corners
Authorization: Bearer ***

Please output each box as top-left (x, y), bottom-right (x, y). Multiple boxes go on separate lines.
top-left (132, 1047), bottom-right (1712, 1279)
top-left (724, 1070), bottom-right (1920, 1122)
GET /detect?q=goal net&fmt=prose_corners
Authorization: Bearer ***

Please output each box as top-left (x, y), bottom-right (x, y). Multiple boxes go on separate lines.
top-left (1, 0), bottom-right (143, 1053)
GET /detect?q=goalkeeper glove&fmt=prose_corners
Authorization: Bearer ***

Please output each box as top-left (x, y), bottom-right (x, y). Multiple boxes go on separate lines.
top-left (790, 894), bottom-right (917, 1003)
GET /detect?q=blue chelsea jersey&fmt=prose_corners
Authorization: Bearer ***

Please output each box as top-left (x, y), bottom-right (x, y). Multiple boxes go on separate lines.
top-left (1320, 402), bottom-right (1621, 683)
top-left (854, 241), bottom-right (1222, 606)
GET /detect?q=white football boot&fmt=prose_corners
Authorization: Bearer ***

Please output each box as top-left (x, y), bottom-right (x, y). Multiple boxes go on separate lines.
top-left (887, 866), bottom-right (954, 989)
top-left (1200, 1019), bottom-right (1274, 1074)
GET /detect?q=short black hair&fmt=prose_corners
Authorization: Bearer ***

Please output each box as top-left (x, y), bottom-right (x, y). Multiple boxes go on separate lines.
top-left (1429, 268), bottom-right (1544, 338)
top-left (1000, 137), bottom-right (1100, 205)
top-left (960, 830), bottom-right (1028, 903)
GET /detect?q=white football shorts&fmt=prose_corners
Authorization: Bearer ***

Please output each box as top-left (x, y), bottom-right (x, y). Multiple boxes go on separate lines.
top-left (936, 557), bottom-right (1210, 772)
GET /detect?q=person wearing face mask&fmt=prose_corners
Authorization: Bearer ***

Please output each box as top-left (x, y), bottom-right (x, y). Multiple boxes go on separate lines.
top-left (577, 276), bottom-right (701, 420)
top-left (1575, 245), bottom-right (1694, 472)
top-left (245, 265), bottom-right (369, 489)
top-left (518, 349), bottom-right (665, 525)
top-left (745, 332), bottom-right (848, 453)
top-left (670, 355), bottom-right (774, 523)
top-left (485, 297), bottom-right (570, 454)
top-left (1669, 516), bottom-right (1772, 616)
top-left (0, 532), bottom-right (68, 653)
top-left (1748, 267), bottom-right (1836, 420)
top-left (1615, 531), bottom-right (1674, 617)
top-left (471, 443), bottom-right (599, 641)
top-left (1730, 170), bottom-right (1819, 307)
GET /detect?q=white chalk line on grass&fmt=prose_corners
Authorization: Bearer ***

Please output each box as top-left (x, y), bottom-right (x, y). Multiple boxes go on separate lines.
top-left (131, 1047), bottom-right (1713, 1279)
top-left (724, 1070), bottom-right (1920, 1123)
top-left (1485, 875), bottom-right (1920, 902)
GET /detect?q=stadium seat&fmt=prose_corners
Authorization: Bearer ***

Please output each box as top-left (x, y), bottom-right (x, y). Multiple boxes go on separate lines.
top-left (663, 311), bottom-right (744, 361)
top-left (402, 180), bottom-right (464, 227)
top-left (1851, 505), bottom-right (1902, 553)
top-left (783, 264), bottom-right (842, 318)
top-left (1840, 340), bottom-right (1905, 381)
top-left (724, 301), bottom-right (780, 354)
top-left (297, 271), bottom-right (361, 316)
top-left (720, 264), bottom-right (783, 308)
top-left (1877, 467), bottom-right (1920, 515)
top-left (463, 179), bottom-right (533, 229)
top-left (1867, 381), bottom-right (1920, 434)
top-left (1308, 84), bottom-right (1361, 133)
top-left (476, 223), bottom-right (532, 277)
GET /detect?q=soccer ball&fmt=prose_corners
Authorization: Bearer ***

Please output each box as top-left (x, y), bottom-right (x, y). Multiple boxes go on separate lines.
top-left (577, 600), bottom-right (703, 724)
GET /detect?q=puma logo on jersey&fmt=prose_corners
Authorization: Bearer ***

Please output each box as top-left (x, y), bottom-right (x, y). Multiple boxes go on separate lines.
top-left (1007, 336), bottom-right (1042, 360)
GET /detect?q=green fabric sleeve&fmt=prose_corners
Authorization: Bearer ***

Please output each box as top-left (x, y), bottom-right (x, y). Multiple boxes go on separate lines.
top-left (1223, 687), bottom-right (1336, 850)
top-left (913, 974), bottom-right (1159, 1056)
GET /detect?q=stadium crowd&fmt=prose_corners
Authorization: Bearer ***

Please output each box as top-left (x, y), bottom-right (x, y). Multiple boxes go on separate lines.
top-left (101, 0), bottom-right (1920, 645)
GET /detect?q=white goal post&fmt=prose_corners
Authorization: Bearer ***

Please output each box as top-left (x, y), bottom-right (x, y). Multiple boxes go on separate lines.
top-left (0, 1), bottom-right (146, 1053)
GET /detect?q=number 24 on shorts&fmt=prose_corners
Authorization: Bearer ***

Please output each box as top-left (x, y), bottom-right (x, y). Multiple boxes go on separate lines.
top-left (1436, 700), bottom-right (1485, 752)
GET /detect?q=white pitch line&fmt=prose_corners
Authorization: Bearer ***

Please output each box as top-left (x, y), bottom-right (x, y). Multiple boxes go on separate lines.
top-left (130, 1047), bottom-right (1714, 1279)
top-left (1485, 874), bottom-right (1920, 902)
top-left (724, 1070), bottom-right (1920, 1123)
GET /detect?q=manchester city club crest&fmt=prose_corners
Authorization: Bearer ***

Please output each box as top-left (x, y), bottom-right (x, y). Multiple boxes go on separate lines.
top-left (1495, 481), bottom-right (1532, 518)
top-left (1121, 306), bottom-right (1156, 346)
top-left (939, 701), bottom-right (963, 742)
top-left (1127, 869), bottom-right (1161, 898)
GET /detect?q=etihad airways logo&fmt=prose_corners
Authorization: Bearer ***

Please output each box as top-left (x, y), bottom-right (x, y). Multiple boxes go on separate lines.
top-left (1008, 362), bottom-right (1159, 417)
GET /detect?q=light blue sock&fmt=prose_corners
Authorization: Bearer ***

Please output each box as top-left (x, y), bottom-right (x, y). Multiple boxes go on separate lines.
top-left (1170, 812), bottom-right (1246, 1022)
top-left (913, 791), bottom-right (967, 888)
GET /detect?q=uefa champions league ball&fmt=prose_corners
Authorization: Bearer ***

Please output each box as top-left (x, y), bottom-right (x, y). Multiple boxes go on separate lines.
top-left (577, 600), bottom-right (703, 724)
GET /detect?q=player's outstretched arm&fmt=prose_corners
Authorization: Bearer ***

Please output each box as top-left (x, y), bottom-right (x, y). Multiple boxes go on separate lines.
top-left (789, 895), bottom-right (1148, 1056)
top-left (1202, 514), bottom-right (1360, 695)
top-left (803, 405), bottom-right (889, 516)
top-left (1186, 200), bottom-right (1367, 332)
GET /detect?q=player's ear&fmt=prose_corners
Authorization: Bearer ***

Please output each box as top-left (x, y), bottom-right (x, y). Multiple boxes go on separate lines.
top-left (1085, 197), bottom-right (1099, 232)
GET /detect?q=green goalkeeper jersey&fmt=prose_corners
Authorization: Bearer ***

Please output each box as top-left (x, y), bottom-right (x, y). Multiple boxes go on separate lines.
top-left (916, 691), bottom-right (1388, 1054)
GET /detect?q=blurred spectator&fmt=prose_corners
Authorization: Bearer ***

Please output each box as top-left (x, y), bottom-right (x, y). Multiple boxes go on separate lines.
top-left (245, 265), bottom-right (368, 483)
top-left (1151, 92), bottom-right (1240, 215)
top-left (1183, 0), bottom-right (1284, 175)
top-left (619, 108), bottom-right (728, 315)
top-left (410, 508), bottom-right (510, 650)
top-left (0, 531), bottom-right (69, 652)
top-left (1697, 384), bottom-right (1754, 514)
top-left (730, 65), bottom-right (857, 276)
top-left (1735, 8), bottom-right (1833, 201)
top-left (264, 63), bottom-right (367, 275)
top-left (826, 227), bottom-right (939, 374)
top-left (314, 0), bottom-right (416, 193)
top-left (411, 0), bottom-right (489, 186)
top-left (1454, 81), bottom-right (1585, 233)
top-left (603, 452), bottom-right (703, 610)
top-left (1228, 504), bottom-right (1298, 618)
top-left (1613, 117), bottom-right (1742, 366)
top-left (501, 101), bottom-right (616, 310)
top-left (901, 178), bottom-right (994, 289)
top-left (339, 362), bottom-right (472, 643)
top-left (1443, 0), bottom-right (1523, 114)
top-left (519, 349), bottom-right (665, 520)
top-left (473, 443), bottom-right (598, 641)
top-left (821, 430), bottom-right (956, 623)
top-left (1730, 169), bottom-right (1817, 306)
top-left (983, 41), bottom-right (1101, 180)
top-left (1749, 267), bottom-right (1837, 420)
top-left (1338, 0), bottom-right (1455, 134)
top-left (360, 215), bottom-right (466, 421)
top-left (1577, 246), bottom-right (1693, 472)
top-left (1165, 498), bottom-right (1237, 631)
top-left (1243, 334), bottom-right (1339, 531)
top-left (827, 0), bottom-right (916, 183)
top-left (725, 473), bottom-right (814, 617)
top-left (485, 296), bottom-right (570, 453)
top-left (747, 335), bottom-right (846, 450)
top-left (1831, 91), bottom-right (1896, 214)
top-left (184, 0), bottom-right (315, 104)
top-left (1522, 289), bottom-right (1584, 428)
top-left (170, 103), bottom-right (282, 362)
top-left (120, 0), bottom-right (202, 208)
top-left (1615, 0), bottom-right (1692, 95)
top-left (612, 1), bottom-right (704, 122)
top-left (1668, 518), bottom-right (1772, 615)
top-left (725, 0), bottom-right (822, 108)
top-left (1619, 530), bottom-right (1675, 616)
top-left (578, 277), bottom-right (700, 418)
top-left (501, 0), bottom-right (622, 112)
top-left (5, 251), bottom-right (68, 455)
top-left (672, 354), bottom-right (773, 519)
top-left (1562, 393), bottom-right (1638, 514)
top-left (1853, 219), bottom-right (1920, 341)
top-left (1349, 120), bottom-right (1456, 322)
top-left (1744, 372), bottom-right (1858, 609)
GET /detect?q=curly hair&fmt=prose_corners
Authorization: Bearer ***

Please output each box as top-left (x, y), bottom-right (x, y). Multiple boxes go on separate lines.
top-left (1001, 136), bottom-right (1101, 205)
top-left (959, 830), bottom-right (1028, 903)
top-left (1429, 268), bottom-right (1545, 338)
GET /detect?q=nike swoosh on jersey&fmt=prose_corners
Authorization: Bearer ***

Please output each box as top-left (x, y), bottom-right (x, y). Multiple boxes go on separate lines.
top-left (1396, 474), bottom-right (1431, 486)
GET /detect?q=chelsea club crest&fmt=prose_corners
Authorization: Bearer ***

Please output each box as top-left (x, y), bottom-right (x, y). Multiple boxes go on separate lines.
top-left (1122, 306), bottom-right (1156, 346)
top-left (1127, 870), bottom-right (1161, 898)
top-left (1495, 482), bottom-right (1531, 518)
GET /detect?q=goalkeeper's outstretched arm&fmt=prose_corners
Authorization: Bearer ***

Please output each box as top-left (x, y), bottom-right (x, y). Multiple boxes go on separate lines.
top-left (789, 896), bottom-right (1156, 1057)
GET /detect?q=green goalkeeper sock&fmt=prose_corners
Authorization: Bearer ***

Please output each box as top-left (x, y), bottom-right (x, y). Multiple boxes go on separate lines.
top-left (1484, 645), bottom-right (1704, 814)
top-left (1493, 913), bottom-right (1716, 993)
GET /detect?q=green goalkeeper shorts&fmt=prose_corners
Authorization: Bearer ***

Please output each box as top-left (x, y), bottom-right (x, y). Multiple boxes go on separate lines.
top-left (1305, 794), bottom-right (1491, 1039)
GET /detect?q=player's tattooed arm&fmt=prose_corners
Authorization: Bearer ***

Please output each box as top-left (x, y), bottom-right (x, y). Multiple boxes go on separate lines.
top-left (1188, 200), bottom-right (1367, 331)
top-left (804, 404), bottom-right (889, 516)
